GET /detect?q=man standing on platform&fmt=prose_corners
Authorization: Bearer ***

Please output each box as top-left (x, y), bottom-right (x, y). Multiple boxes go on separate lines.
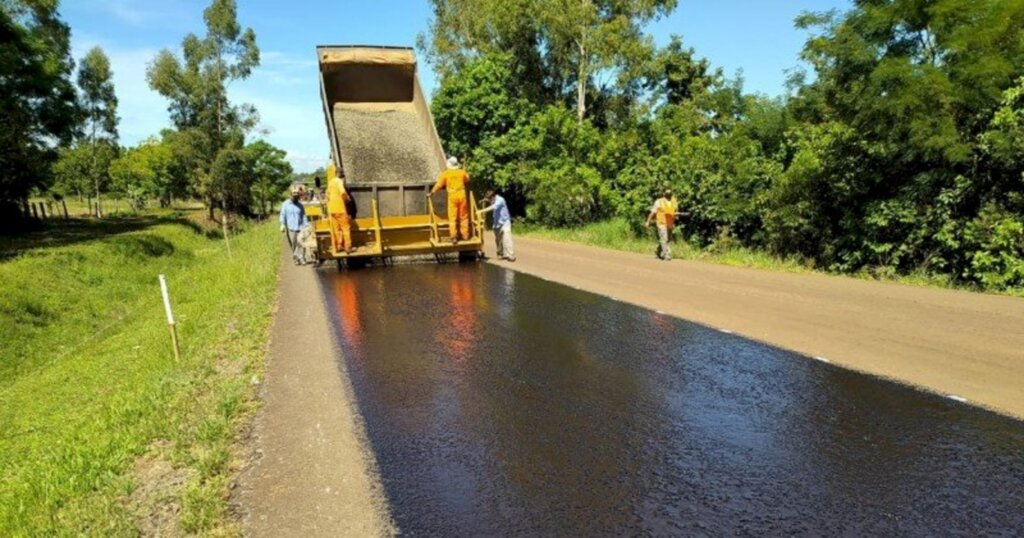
top-left (430, 156), bottom-right (471, 244)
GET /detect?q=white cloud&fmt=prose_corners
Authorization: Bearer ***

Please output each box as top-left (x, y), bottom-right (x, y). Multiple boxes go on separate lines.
top-left (261, 50), bottom-right (317, 70)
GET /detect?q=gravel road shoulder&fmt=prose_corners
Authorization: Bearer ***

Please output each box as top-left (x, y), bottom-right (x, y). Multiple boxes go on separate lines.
top-left (238, 242), bottom-right (394, 536)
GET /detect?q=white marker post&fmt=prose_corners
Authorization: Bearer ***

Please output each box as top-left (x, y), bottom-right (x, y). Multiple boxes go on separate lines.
top-left (159, 274), bottom-right (181, 361)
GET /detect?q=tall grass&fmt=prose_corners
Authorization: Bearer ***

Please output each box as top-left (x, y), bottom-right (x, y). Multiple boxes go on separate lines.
top-left (0, 217), bottom-right (279, 535)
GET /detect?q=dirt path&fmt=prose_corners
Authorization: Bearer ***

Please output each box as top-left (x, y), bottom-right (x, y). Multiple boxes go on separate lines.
top-left (489, 236), bottom-right (1024, 419)
top-left (238, 244), bottom-right (394, 536)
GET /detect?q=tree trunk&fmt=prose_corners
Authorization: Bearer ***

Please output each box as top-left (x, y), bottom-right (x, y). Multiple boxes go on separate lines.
top-left (89, 122), bottom-right (103, 218)
top-left (576, 34), bottom-right (587, 124)
top-left (222, 208), bottom-right (233, 260)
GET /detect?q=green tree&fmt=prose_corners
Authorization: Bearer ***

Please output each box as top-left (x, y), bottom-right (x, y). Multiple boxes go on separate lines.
top-left (424, 0), bottom-right (1024, 291)
top-left (52, 141), bottom-right (118, 202)
top-left (648, 36), bottom-right (714, 106)
top-left (208, 148), bottom-right (251, 217)
top-left (432, 52), bottom-right (535, 159)
top-left (422, 0), bottom-right (676, 122)
top-left (483, 104), bottom-right (608, 226)
top-left (108, 139), bottom-right (174, 211)
top-left (419, 0), bottom-right (549, 103)
top-left (540, 0), bottom-right (676, 122)
top-left (77, 47), bottom-right (119, 217)
top-left (779, 0), bottom-right (1024, 277)
top-left (147, 0), bottom-right (259, 216)
top-left (0, 1), bottom-right (78, 227)
top-left (161, 128), bottom-right (214, 203)
top-left (984, 77), bottom-right (1024, 169)
top-left (245, 140), bottom-right (292, 216)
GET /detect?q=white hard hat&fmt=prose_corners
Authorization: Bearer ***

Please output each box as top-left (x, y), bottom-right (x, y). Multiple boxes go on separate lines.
top-left (447, 156), bottom-right (459, 168)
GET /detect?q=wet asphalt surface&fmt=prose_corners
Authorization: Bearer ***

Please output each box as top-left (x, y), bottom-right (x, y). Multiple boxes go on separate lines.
top-left (319, 263), bottom-right (1024, 536)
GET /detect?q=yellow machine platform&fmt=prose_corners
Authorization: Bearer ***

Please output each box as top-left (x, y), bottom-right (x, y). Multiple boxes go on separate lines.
top-left (304, 193), bottom-right (484, 263)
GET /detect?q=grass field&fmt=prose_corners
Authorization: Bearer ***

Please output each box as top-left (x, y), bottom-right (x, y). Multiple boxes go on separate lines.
top-left (518, 218), bottom-right (1007, 294)
top-left (0, 213), bottom-right (279, 535)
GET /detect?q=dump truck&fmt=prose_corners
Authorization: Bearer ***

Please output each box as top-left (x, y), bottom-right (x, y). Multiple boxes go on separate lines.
top-left (305, 45), bottom-right (484, 265)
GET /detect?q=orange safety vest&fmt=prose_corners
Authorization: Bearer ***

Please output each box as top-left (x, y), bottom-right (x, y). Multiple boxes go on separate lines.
top-left (432, 169), bottom-right (469, 197)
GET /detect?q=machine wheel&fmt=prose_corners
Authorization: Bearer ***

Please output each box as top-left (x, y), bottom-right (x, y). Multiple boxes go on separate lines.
top-left (458, 250), bottom-right (480, 263)
top-left (347, 257), bottom-right (369, 270)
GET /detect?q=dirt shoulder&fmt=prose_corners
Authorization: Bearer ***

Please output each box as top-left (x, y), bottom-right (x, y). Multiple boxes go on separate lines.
top-left (488, 236), bottom-right (1024, 419)
top-left (238, 244), bottom-right (394, 536)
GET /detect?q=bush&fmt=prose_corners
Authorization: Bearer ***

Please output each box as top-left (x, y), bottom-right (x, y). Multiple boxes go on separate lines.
top-left (963, 205), bottom-right (1024, 290)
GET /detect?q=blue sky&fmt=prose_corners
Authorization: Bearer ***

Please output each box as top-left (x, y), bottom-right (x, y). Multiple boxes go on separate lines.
top-left (62, 0), bottom-right (849, 172)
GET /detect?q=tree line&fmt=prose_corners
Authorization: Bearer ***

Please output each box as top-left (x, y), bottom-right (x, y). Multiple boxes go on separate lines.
top-left (1, 0), bottom-right (295, 226)
top-left (424, 0), bottom-right (1024, 291)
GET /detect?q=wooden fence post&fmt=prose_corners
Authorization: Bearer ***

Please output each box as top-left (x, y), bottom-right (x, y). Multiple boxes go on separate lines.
top-left (159, 274), bottom-right (181, 361)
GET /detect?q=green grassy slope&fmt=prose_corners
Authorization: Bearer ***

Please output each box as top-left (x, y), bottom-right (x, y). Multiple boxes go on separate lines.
top-left (0, 216), bottom-right (279, 536)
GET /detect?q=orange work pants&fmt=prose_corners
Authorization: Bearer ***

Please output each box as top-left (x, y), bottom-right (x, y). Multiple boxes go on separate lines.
top-left (330, 213), bottom-right (352, 251)
top-left (447, 193), bottom-right (470, 240)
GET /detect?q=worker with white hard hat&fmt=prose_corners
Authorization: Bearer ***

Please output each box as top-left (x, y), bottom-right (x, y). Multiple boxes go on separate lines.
top-left (429, 156), bottom-right (472, 244)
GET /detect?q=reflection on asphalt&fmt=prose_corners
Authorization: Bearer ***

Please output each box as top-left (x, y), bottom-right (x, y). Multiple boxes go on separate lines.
top-left (321, 263), bottom-right (1024, 536)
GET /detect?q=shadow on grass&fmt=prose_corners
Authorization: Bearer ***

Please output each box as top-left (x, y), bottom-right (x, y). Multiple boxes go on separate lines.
top-left (0, 215), bottom-right (205, 263)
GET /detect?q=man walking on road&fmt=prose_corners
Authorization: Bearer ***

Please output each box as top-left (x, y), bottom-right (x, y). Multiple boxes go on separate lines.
top-left (280, 186), bottom-right (309, 265)
top-left (430, 156), bottom-right (471, 244)
top-left (645, 188), bottom-right (680, 261)
top-left (479, 189), bottom-right (516, 262)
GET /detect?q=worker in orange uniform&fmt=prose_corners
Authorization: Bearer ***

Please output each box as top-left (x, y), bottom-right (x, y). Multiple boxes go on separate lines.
top-left (429, 156), bottom-right (471, 244)
top-left (645, 187), bottom-right (682, 261)
top-left (326, 162), bottom-right (355, 253)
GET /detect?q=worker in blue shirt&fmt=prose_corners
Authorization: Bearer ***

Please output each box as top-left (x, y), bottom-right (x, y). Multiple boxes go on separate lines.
top-left (479, 189), bottom-right (516, 262)
top-left (279, 185), bottom-right (309, 265)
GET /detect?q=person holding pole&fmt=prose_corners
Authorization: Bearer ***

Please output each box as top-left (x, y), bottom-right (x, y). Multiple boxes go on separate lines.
top-left (645, 187), bottom-right (683, 261)
top-left (279, 186), bottom-right (309, 265)
top-left (479, 189), bottom-right (516, 262)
